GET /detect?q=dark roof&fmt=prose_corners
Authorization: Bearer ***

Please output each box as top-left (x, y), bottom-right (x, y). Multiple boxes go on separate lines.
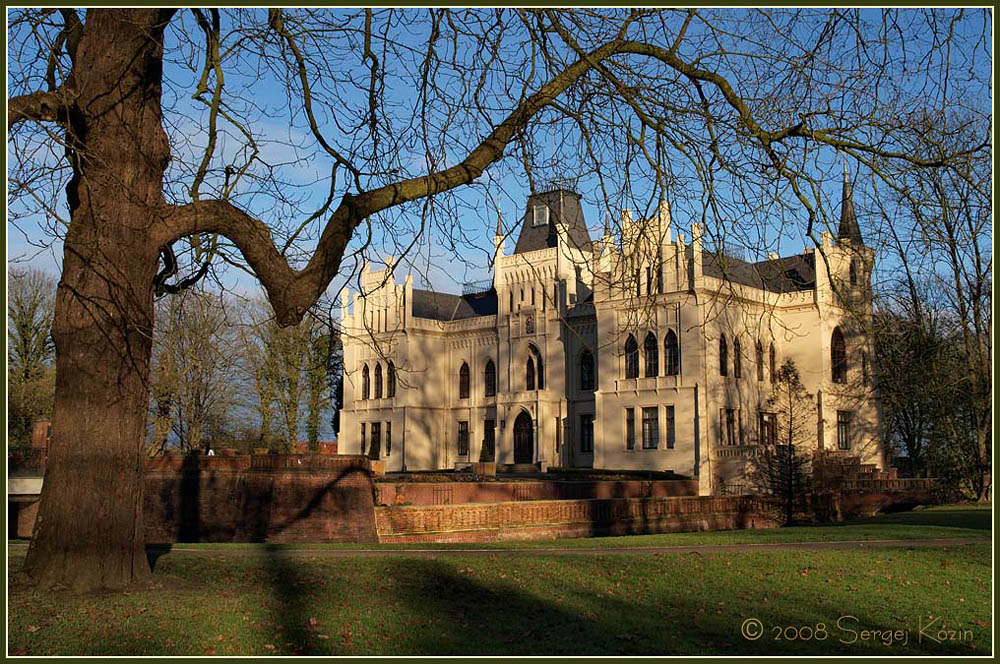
top-left (513, 189), bottom-right (593, 255)
top-left (838, 170), bottom-right (864, 245)
top-left (411, 287), bottom-right (498, 322)
top-left (702, 251), bottom-right (816, 293)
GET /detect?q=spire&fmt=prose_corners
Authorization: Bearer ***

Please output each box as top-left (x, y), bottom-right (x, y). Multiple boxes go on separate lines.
top-left (838, 157), bottom-right (863, 245)
top-left (495, 208), bottom-right (503, 237)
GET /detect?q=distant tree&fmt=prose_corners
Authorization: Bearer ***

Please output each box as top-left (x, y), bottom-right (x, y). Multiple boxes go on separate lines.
top-left (149, 290), bottom-right (239, 453)
top-left (305, 315), bottom-right (338, 449)
top-left (237, 302), bottom-right (281, 450)
top-left (749, 359), bottom-right (814, 525)
top-left (7, 268), bottom-right (57, 445)
top-left (872, 117), bottom-right (991, 500)
top-left (872, 299), bottom-right (948, 477)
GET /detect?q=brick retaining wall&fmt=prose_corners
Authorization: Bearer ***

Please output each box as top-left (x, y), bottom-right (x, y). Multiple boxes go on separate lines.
top-left (144, 455), bottom-right (377, 543)
top-left (375, 478), bottom-right (698, 506)
top-left (375, 495), bottom-right (781, 543)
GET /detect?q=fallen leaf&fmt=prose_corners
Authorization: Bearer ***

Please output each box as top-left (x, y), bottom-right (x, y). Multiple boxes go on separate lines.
top-left (26, 626), bottom-right (40, 634)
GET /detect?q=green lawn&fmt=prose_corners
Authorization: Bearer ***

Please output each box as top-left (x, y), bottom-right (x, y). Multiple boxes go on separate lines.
top-left (7, 506), bottom-right (992, 656)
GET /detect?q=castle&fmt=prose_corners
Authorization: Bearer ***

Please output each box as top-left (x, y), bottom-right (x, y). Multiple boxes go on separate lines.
top-left (338, 175), bottom-right (884, 495)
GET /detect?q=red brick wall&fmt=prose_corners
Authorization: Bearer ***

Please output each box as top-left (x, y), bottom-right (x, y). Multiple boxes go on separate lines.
top-left (375, 479), bottom-right (698, 506)
top-left (375, 495), bottom-right (781, 543)
top-left (144, 455), bottom-right (377, 543)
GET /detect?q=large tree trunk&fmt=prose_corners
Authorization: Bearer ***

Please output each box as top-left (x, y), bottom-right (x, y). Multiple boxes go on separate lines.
top-left (22, 9), bottom-right (171, 591)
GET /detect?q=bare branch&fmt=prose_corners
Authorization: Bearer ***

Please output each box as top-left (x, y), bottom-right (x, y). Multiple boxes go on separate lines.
top-left (7, 90), bottom-right (69, 130)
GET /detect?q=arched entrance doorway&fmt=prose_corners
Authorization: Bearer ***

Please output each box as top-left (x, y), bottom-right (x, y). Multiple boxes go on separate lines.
top-left (513, 411), bottom-right (534, 464)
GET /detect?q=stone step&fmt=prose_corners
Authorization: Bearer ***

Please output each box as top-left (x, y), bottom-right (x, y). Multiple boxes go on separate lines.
top-left (501, 463), bottom-right (540, 473)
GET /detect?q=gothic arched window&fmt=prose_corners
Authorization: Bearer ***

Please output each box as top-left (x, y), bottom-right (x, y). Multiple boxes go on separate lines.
top-left (644, 332), bottom-right (659, 377)
top-left (664, 330), bottom-right (680, 376)
top-left (832, 327), bottom-right (847, 383)
top-left (374, 363), bottom-right (383, 398)
top-left (459, 362), bottom-right (470, 399)
top-left (362, 364), bottom-right (370, 400)
top-left (484, 360), bottom-right (496, 397)
top-left (528, 344), bottom-right (544, 390)
top-left (624, 335), bottom-right (639, 379)
top-left (733, 337), bottom-right (742, 379)
top-left (755, 341), bottom-right (764, 381)
top-left (719, 335), bottom-right (728, 377)
top-left (386, 362), bottom-right (396, 398)
top-left (769, 343), bottom-right (776, 383)
top-left (580, 350), bottom-right (595, 391)
top-left (526, 356), bottom-right (536, 391)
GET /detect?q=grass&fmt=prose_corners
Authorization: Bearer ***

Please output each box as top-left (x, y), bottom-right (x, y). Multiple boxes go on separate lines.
top-left (6, 505), bottom-right (992, 656)
top-left (7, 544), bottom-right (990, 656)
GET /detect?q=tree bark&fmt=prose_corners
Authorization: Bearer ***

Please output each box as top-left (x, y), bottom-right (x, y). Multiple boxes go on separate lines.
top-left (22, 9), bottom-right (171, 591)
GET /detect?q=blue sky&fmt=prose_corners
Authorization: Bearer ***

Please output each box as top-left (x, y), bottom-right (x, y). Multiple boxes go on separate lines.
top-left (7, 8), bottom-right (992, 307)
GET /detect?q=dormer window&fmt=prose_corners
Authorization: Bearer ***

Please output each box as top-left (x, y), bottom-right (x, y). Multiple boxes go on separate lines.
top-left (532, 204), bottom-right (549, 227)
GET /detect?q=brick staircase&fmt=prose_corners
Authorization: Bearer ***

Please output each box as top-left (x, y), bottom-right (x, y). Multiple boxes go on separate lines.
top-left (812, 451), bottom-right (934, 491)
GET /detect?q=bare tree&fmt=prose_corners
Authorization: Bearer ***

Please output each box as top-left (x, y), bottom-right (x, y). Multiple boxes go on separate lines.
top-left (237, 301), bottom-right (281, 450)
top-left (7, 268), bottom-right (57, 445)
top-left (748, 360), bottom-right (814, 525)
top-left (7, 8), bottom-right (988, 590)
top-left (869, 115), bottom-right (991, 500)
top-left (148, 290), bottom-right (240, 454)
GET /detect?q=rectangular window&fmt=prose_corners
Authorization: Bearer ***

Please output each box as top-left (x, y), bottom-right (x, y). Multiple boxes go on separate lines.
top-left (725, 408), bottom-right (737, 446)
top-left (642, 407), bottom-right (659, 449)
top-left (533, 204), bottom-right (549, 227)
top-left (625, 408), bottom-right (635, 450)
top-left (666, 405), bottom-right (675, 449)
top-left (385, 421), bottom-right (392, 456)
top-left (371, 422), bottom-right (381, 459)
top-left (759, 412), bottom-right (777, 446)
top-left (361, 423), bottom-right (366, 456)
top-left (458, 421), bottom-right (470, 456)
top-left (580, 414), bottom-right (594, 453)
top-left (837, 411), bottom-right (852, 450)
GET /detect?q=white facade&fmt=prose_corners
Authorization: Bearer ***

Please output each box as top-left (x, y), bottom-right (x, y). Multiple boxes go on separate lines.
top-left (339, 187), bottom-right (884, 495)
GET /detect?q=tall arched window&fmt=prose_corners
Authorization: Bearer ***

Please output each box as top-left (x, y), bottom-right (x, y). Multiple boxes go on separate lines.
top-left (849, 258), bottom-right (860, 286)
top-left (831, 327), bottom-right (847, 383)
top-left (386, 362), bottom-right (396, 398)
top-left (580, 350), bottom-right (595, 391)
top-left (733, 337), bottom-right (742, 378)
top-left (526, 356), bottom-right (536, 391)
top-left (769, 343), bottom-right (776, 383)
top-left (624, 334), bottom-right (639, 379)
top-left (719, 335), bottom-right (728, 377)
top-left (459, 362), bottom-right (470, 398)
top-left (528, 344), bottom-right (544, 390)
top-left (644, 332), bottom-right (659, 377)
top-left (361, 364), bottom-right (370, 400)
top-left (664, 330), bottom-right (680, 376)
top-left (484, 360), bottom-right (497, 397)
top-left (374, 363), bottom-right (383, 398)
top-left (755, 341), bottom-right (764, 381)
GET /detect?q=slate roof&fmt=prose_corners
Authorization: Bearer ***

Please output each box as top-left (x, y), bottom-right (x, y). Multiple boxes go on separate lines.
top-left (702, 251), bottom-right (816, 293)
top-left (513, 189), bottom-right (593, 255)
top-left (411, 287), bottom-right (498, 322)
